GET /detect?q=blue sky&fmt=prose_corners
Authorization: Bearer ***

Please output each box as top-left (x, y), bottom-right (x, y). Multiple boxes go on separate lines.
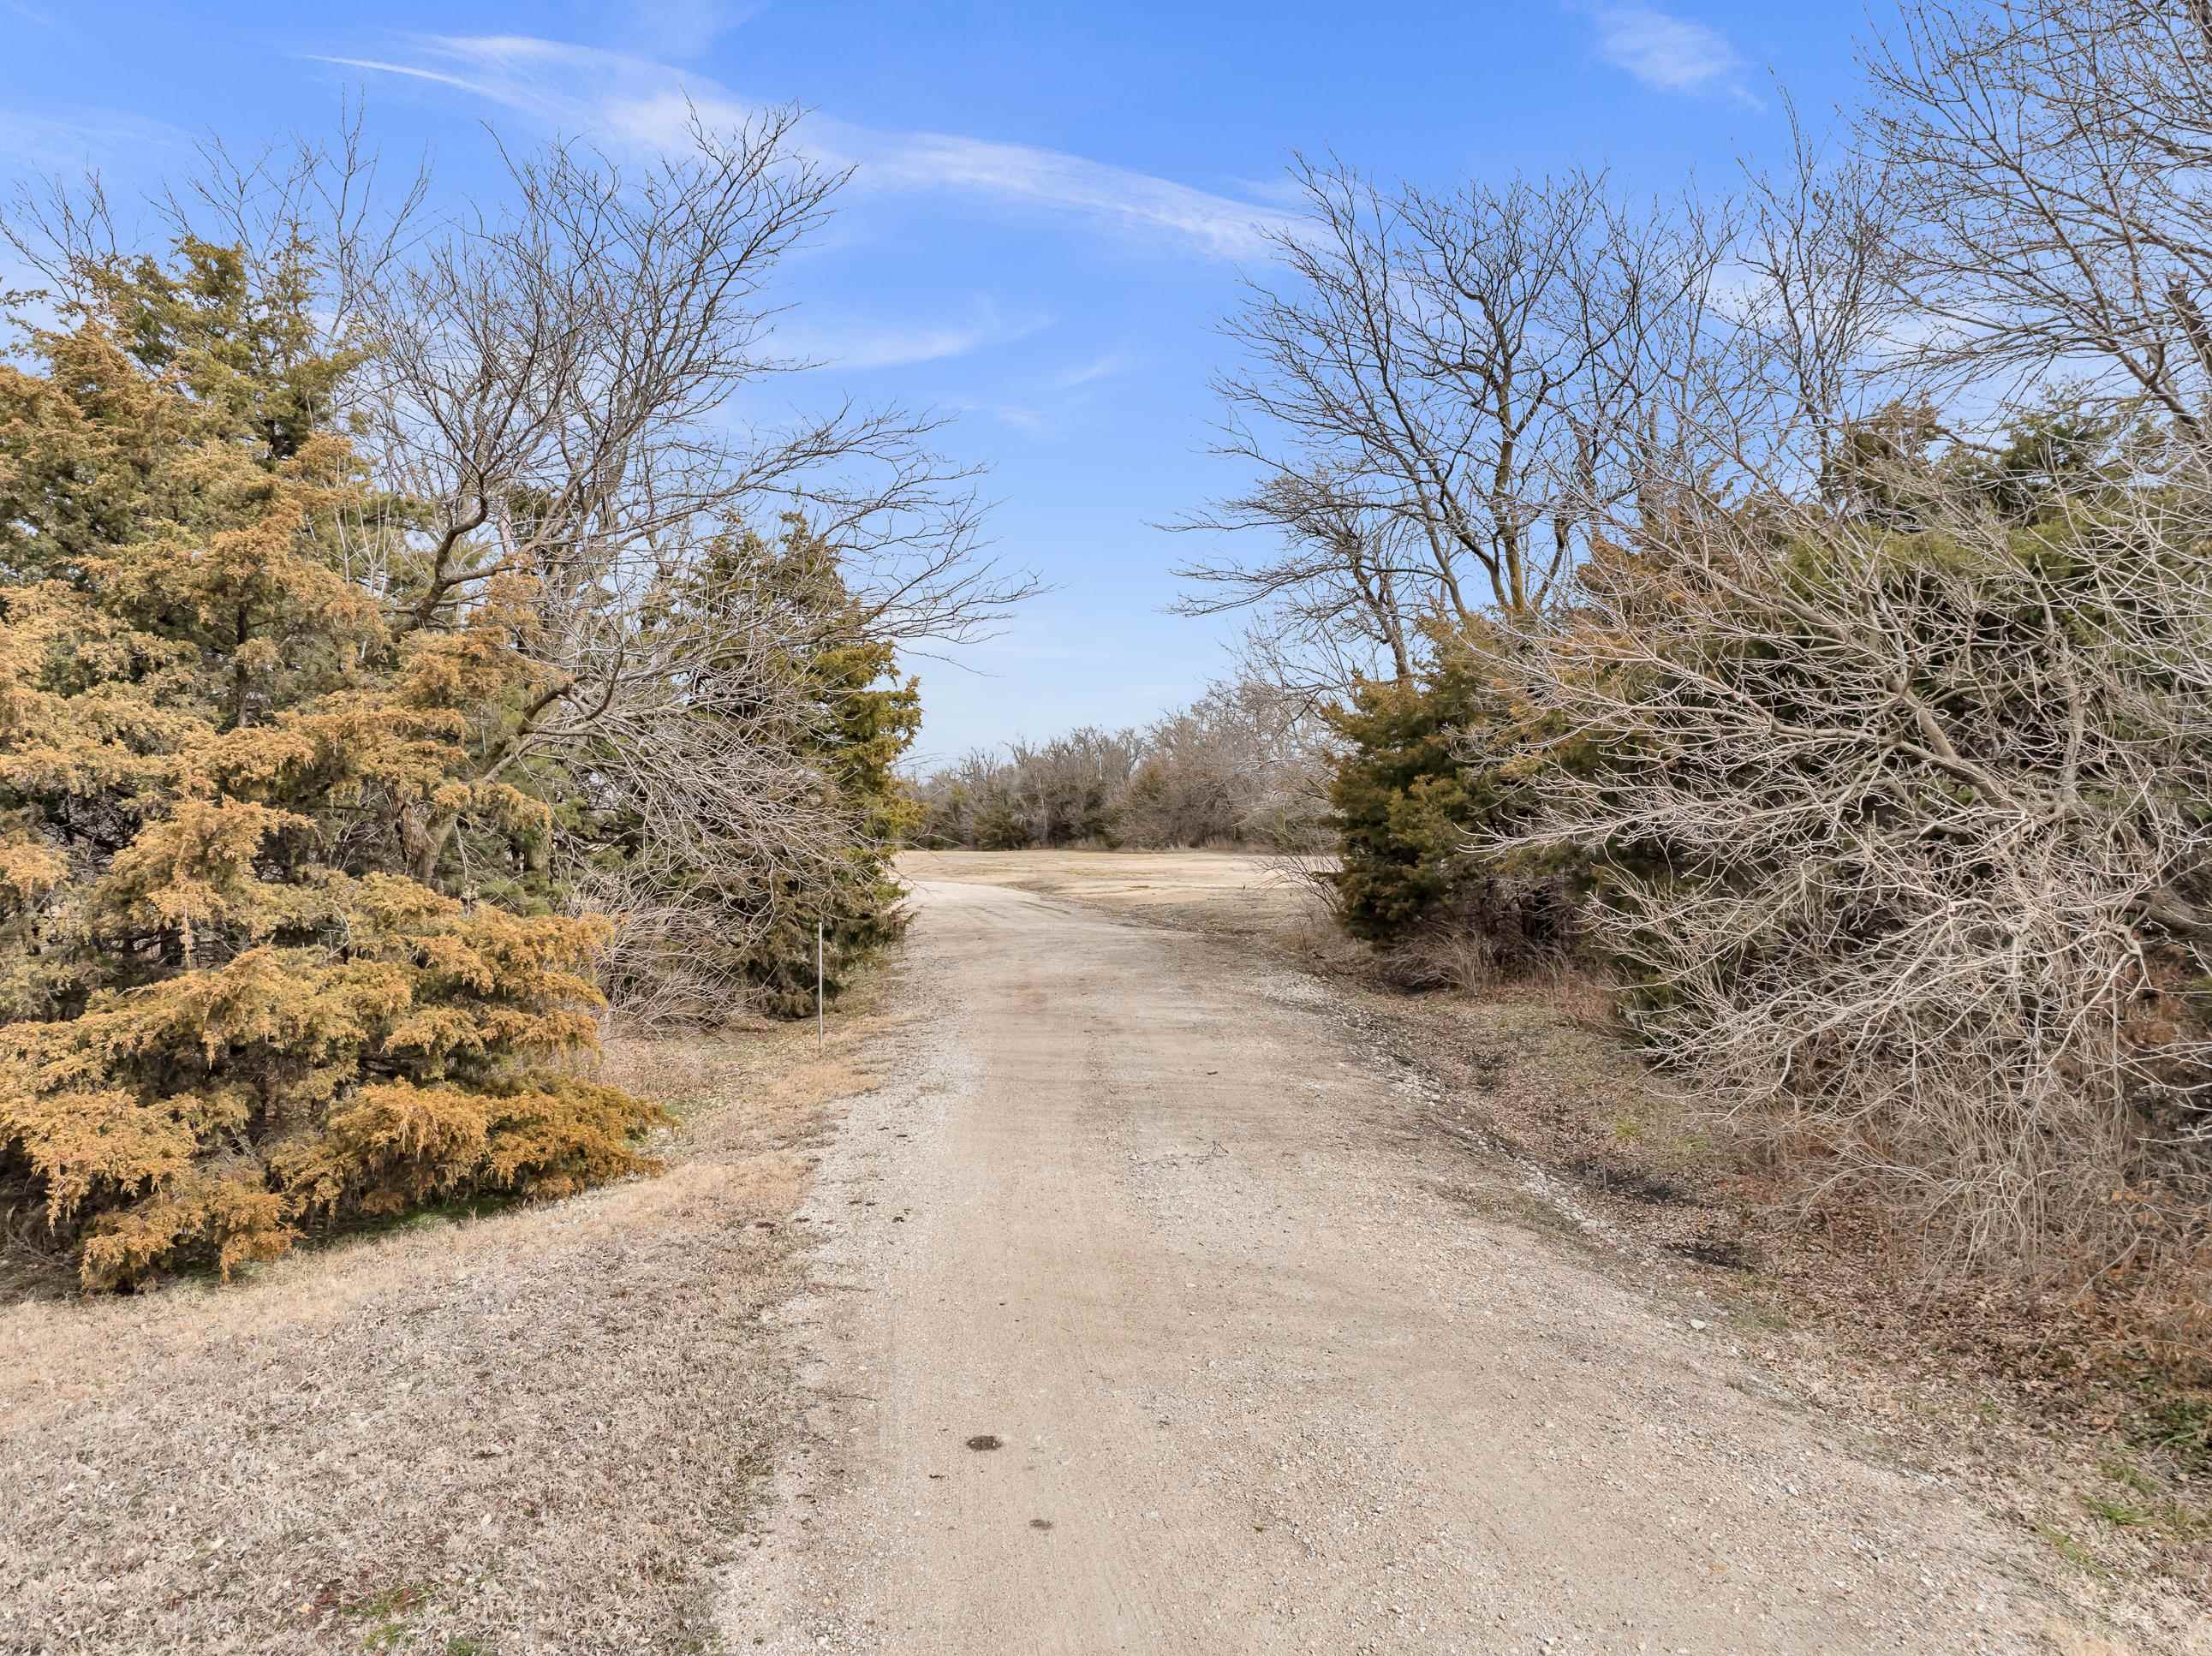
top-left (2, 1), bottom-right (1869, 765)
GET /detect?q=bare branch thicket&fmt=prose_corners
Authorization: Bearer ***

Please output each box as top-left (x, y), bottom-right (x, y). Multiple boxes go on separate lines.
top-left (991, 728), bottom-right (1144, 848)
top-left (343, 110), bottom-right (1035, 965)
top-left (1488, 434), bottom-right (2212, 1274)
top-left (1862, 0), bottom-right (2212, 430)
top-left (550, 612), bottom-right (848, 1028)
top-left (1118, 678), bottom-right (1337, 850)
top-left (1432, 2), bottom-right (2212, 1287)
top-left (914, 727), bottom-right (1145, 849)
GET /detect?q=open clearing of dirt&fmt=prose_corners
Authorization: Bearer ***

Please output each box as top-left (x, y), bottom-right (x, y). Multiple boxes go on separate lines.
top-left (903, 852), bottom-right (2212, 1617)
top-left (893, 846), bottom-right (1324, 938)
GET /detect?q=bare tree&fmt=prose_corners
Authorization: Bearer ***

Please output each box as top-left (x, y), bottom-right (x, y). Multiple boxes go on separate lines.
top-left (1863, 0), bottom-right (2212, 432)
top-left (361, 110), bottom-right (1015, 633)
top-left (326, 109), bottom-right (1035, 985)
top-left (1176, 160), bottom-right (1775, 694)
top-left (1184, 163), bottom-right (1616, 627)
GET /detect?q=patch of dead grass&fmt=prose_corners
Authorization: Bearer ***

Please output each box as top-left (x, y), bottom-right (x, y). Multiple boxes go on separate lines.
top-left (0, 990), bottom-right (897, 1653)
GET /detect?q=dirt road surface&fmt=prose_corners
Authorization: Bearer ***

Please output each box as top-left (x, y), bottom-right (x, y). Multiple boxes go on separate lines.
top-left (717, 867), bottom-right (2080, 1654)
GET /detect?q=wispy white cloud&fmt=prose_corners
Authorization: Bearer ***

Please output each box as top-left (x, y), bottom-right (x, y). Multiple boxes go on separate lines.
top-left (603, 0), bottom-right (768, 61)
top-left (0, 107), bottom-right (190, 172)
top-left (942, 396), bottom-right (1057, 437)
top-left (1225, 174), bottom-right (1318, 211)
top-left (843, 131), bottom-right (1283, 258)
top-left (311, 55), bottom-right (491, 98)
top-left (1583, 5), bottom-right (1759, 106)
top-left (772, 303), bottom-right (1050, 371)
top-left (1052, 348), bottom-right (1133, 390)
top-left (312, 35), bottom-right (1290, 259)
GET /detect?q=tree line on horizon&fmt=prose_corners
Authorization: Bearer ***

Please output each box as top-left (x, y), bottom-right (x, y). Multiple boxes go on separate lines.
top-left (909, 676), bottom-right (1333, 854)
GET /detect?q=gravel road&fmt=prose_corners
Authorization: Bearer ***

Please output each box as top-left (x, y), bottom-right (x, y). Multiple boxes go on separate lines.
top-left (716, 875), bottom-right (2072, 1653)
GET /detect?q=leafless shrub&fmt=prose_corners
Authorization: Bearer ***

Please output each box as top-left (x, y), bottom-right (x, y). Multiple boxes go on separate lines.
top-left (1489, 437), bottom-right (2212, 1280)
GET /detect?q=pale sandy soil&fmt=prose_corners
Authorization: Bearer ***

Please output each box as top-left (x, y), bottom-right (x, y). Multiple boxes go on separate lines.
top-left (899, 851), bottom-right (2212, 1617)
top-left (718, 858), bottom-right (2207, 1654)
top-left (896, 846), bottom-right (1322, 936)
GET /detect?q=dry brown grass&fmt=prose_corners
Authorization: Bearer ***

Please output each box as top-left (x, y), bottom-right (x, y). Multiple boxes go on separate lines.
top-left (1345, 963), bottom-right (2212, 1602)
top-left (0, 995), bottom-right (890, 1654)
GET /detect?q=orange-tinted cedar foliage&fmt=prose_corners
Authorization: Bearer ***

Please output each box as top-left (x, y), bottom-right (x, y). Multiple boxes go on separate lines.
top-left (0, 243), bottom-right (662, 1289)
